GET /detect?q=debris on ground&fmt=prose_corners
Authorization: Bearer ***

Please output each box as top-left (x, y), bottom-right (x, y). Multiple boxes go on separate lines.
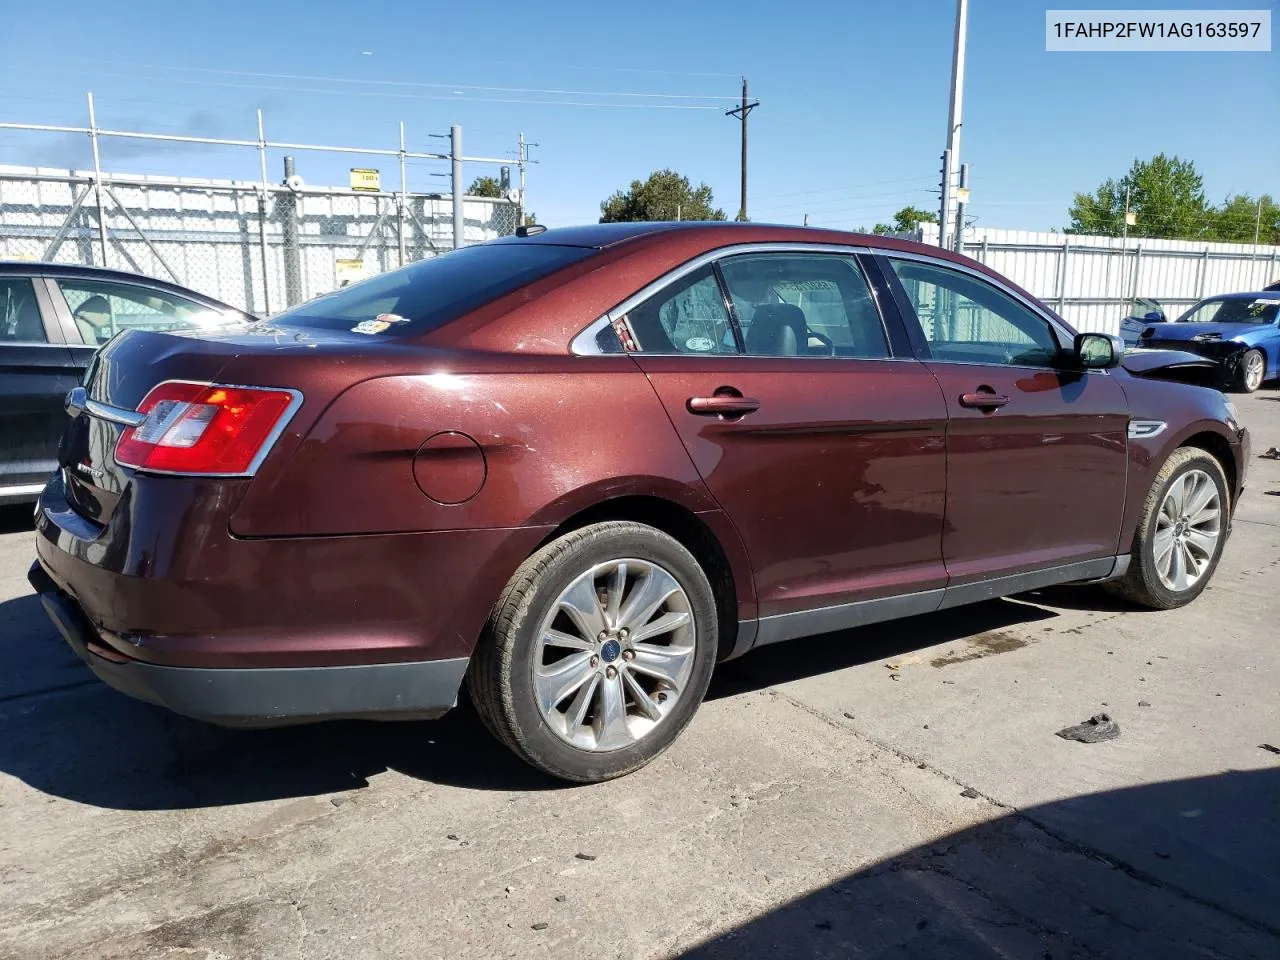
top-left (889, 673), bottom-right (902, 682)
top-left (843, 711), bottom-right (855, 719)
top-left (532, 922), bottom-right (549, 931)
top-left (959, 787), bottom-right (980, 799)
top-left (1138, 700), bottom-right (1151, 707)
top-left (1260, 743), bottom-right (1280, 755)
top-left (1260, 447), bottom-right (1280, 459)
top-left (554, 895), bottom-right (567, 903)
top-left (1056, 713), bottom-right (1121, 743)
top-left (574, 852), bottom-right (597, 861)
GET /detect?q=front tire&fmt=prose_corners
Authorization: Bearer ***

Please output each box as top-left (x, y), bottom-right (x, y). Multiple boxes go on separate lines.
top-left (1105, 447), bottom-right (1229, 610)
top-left (1236, 349), bottom-right (1265, 393)
top-left (467, 521), bottom-right (718, 783)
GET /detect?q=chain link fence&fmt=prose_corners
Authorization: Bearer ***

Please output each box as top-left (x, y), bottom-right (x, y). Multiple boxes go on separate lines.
top-left (0, 99), bottom-right (527, 316)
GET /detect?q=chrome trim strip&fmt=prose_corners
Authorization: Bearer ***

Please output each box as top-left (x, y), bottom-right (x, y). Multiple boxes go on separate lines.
top-left (737, 554), bottom-right (1129, 653)
top-left (83, 397), bottom-right (146, 428)
top-left (752, 588), bottom-right (945, 649)
top-left (938, 556), bottom-right (1120, 609)
top-left (1128, 419), bottom-right (1168, 439)
top-left (109, 380), bottom-right (305, 478)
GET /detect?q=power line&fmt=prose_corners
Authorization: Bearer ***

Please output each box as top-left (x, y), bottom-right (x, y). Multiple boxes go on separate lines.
top-left (87, 73), bottom-right (727, 110)
top-left (79, 59), bottom-right (738, 103)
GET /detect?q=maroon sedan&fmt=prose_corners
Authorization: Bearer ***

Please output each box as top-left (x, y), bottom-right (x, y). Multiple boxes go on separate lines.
top-left (29, 223), bottom-right (1248, 782)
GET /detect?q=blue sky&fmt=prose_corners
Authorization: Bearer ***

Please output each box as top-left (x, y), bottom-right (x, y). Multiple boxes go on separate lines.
top-left (0, 0), bottom-right (1275, 231)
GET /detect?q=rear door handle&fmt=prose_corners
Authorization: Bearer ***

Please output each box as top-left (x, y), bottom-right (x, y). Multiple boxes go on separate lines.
top-left (687, 395), bottom-right (761, 417)
top-left (959, 391), bottom-right (1010, 410)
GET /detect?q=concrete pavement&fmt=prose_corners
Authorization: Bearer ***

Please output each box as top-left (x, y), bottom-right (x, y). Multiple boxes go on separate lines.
top-left (1, 392), bottom-right (1277, 959)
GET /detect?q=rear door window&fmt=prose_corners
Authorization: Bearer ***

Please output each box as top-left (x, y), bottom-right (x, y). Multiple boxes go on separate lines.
top-left (0, 278), bottom-right (47, 343)
top-left (717, 253), bottom-right (889, 358)
top-left (55, 278), bottom-right (245, 345)
top-left (618, 266), bottom-right (738, 354)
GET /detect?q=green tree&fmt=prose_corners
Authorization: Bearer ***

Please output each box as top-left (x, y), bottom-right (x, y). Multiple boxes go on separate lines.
top-left (467, 176), bottom-right (504, 198)
top-left (1211, 194), bottom-right (1280, 245)
top-left (600, 169), bottom-right (726, 223)
top-left (1066, 154), bottom-right (1210, 239)
top-left (892, 206), bottom-right (938, 232)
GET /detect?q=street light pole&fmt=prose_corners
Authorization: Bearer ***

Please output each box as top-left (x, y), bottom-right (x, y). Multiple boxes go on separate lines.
top-left (939, 0), bottom-right (969, 249)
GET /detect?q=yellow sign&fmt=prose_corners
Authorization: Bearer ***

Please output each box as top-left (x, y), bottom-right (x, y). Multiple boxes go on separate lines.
top-left (350, 168), bottom-right (380, 192)
top-left (335, 258), bottom-right (365, 286)
top-left (1125, 211), bottom-right (1138, 226)
top-left (955, 187), bottom-right (971, 203)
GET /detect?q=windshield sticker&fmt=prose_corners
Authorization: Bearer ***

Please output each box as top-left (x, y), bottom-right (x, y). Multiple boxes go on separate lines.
top-left (352, 319), bottom-right (392, 335)
top-left (685, 336), bottom-right (715, 352)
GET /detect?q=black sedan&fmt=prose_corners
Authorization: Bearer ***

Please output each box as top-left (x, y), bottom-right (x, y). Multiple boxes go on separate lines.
top-left (0, 262), bottom-right (252, 504)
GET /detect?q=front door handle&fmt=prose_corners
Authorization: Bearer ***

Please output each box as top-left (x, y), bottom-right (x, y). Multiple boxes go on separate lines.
top-left (687, 395), bottom-right (761, 417)
top-left (959, 391), bottom-right (1010, 410)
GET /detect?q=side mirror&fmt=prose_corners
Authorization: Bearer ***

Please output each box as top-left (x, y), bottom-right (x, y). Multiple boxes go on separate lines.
top-left (1143, 310), bottom-right (1165, 323)
top-left (1075, 332), bottom-right (1124, 370)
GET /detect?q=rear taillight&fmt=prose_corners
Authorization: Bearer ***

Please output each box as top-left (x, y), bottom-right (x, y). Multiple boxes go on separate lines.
top-left (115, 381), bottom-right (300, 476)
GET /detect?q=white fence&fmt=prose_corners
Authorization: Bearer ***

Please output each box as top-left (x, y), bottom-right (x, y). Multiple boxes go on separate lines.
top-left (914, 224), bottom-right (1280, 334)
top-left (0, 165), bottom-right (519, 316)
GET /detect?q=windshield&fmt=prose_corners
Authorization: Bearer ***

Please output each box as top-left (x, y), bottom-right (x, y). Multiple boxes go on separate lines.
top-left (1177, 297), bottom-right (1280, 325)
top-left (270, 243), bottom-right (594, 336)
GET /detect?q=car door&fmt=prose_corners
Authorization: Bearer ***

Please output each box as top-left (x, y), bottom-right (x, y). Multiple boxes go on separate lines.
top-left (0, 275), bottom-right (81, 498)
top-left (878, 254), bottom-right (1130, 591)
top-left (622, 249), bottom-right (949, 644)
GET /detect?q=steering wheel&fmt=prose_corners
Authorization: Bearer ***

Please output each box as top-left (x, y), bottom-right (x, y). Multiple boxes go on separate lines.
top-left (806, 329), bottom-right (836, 356)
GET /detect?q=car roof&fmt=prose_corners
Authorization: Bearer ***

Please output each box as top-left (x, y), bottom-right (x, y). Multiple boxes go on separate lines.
top-left (1199, 291), bottom-right (1280, 301)
top-left (492, 220), bottom-right (935, 254)
top-left (0, 260), bottom-right (243, 313)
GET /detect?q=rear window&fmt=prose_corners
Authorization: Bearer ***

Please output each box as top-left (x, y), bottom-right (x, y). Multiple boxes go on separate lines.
top-left (270, 243), bottom-right (594, 336)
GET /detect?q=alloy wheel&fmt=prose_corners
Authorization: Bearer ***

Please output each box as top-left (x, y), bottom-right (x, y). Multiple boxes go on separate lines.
top-left (533, 559), bottom-right (696, 751)
top-left (1245, 352), bottom-right (1265, 391)
top-left (1153, 468), bottom-right (1221, 592)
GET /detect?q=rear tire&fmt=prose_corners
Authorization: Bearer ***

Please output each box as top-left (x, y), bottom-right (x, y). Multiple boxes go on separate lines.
top-left (1104, 447), bottom-right (1229, 610)
top-left (1235, 349), bottom-right (1265, 393)
top-left (467, 521), bottom-right (718, 783)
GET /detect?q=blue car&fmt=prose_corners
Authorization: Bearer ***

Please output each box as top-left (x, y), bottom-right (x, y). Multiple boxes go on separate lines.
top-left (1120, 291), bottom-right (1280, 393)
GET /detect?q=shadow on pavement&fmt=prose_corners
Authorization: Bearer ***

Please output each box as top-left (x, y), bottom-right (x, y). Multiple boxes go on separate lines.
top-left (680, 768), bottom-right (1280, 959)
top-left (0, 504), bottom-right (35, 535)
top-left (710, 597), bottom-right (1059, 699)
top-left (0, 593), bottom-right (1073, 810)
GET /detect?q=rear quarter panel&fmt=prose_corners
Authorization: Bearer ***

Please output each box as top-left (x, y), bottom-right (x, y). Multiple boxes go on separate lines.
top-left (230, 355), bottom-right (720, 534)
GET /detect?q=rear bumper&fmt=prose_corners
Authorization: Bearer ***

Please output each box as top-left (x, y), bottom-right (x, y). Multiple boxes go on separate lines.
top-left (28, 561), bottom-right (468, 726)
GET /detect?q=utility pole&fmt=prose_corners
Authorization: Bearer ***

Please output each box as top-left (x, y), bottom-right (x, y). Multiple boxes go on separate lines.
top-left (1255, 197), bottom-right (1264, 246)
top-left (953, 162), bottom-right (969, 250)
top-left (1122, 182), bottom-right (1132, 243)
top-left (725, 77), bottom-right (759, 222)
top-left (939, 0), bottom-right (968, 249)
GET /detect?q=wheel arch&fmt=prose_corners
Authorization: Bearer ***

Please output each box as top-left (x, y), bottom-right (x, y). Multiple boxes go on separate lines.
top-left (1180, 430), bottom-right (1238, 509)
top-left (533, 494), bottom-right (755, 661)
